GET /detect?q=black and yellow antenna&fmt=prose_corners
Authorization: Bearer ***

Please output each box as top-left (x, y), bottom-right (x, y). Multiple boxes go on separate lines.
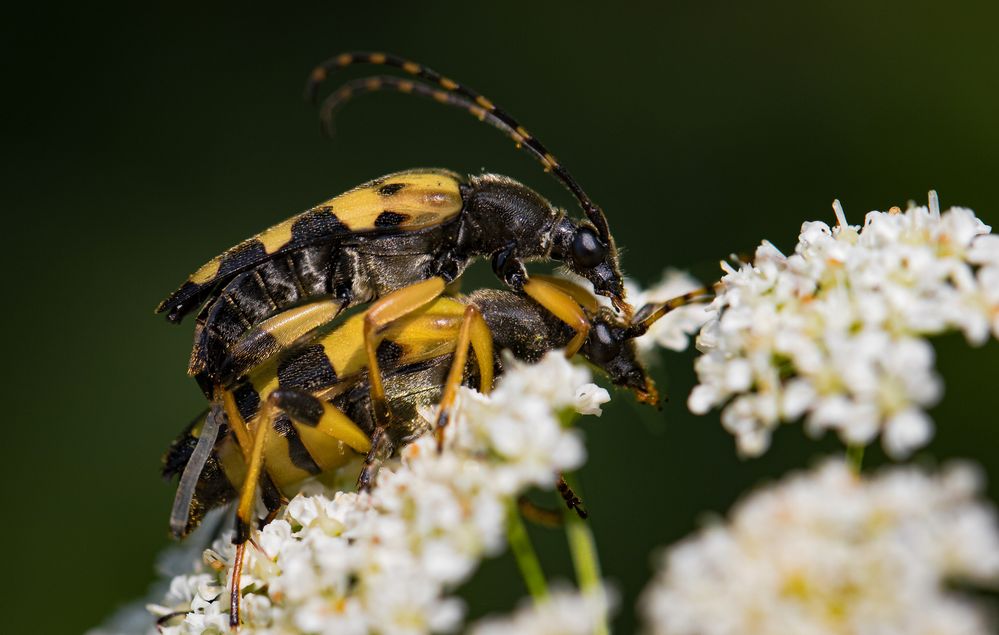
top-left (304, 51), bottom-right (612, 246)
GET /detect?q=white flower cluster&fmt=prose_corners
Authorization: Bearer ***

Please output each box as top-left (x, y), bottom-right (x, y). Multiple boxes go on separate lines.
top-left (688, 193), bottom-right (999, 457)
top-left (149, 352), bottom-right (609, 634)
top-left (641, 460), bottom-right (999, 635)
top-left (470, 587), bottom-right (613, 635)
top-left (625, 270), bottom-right (711, 356)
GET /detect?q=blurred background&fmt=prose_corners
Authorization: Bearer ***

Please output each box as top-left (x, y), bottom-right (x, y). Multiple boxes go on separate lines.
top-left (4, 2), bottom-right (998, 632)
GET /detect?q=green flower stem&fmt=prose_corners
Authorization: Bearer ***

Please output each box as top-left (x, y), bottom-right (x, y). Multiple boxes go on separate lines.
top-left (847, 444), bottom-right (865, 474)
top-left (506, 498), bottom-right (549, 602)
top-left (563, 474), bottom-right (609, 635)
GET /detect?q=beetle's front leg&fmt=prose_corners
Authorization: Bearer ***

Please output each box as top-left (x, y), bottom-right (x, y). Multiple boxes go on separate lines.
top-left (491, 242), bottom-right (528, 290)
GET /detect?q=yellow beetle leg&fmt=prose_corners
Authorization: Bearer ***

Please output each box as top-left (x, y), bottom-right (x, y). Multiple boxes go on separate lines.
top-left (434, 305), bottom-right (494, 449)
top-left (529, 274), bottom-right (600, 313)
top-left (229, 393), bottom-right (277, 630)
top-left (522, 277), bottom-right (591, 357)
top-left (363, 277), bottom-right (447, 425)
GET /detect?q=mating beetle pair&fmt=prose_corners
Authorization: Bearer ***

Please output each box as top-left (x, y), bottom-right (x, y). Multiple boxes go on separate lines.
top-left (157, 51), bottom-right (705, 629)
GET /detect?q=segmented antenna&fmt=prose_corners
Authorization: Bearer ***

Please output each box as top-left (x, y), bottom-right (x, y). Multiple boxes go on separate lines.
top-left (304, 51), bottom-right (612, 245)
top-left (629, 287), bottom-right (714, 337)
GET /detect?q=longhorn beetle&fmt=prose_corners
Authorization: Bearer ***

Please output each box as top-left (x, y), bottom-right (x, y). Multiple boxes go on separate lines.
top-left (156, 52), bottom-right (631, 433)
top-left (162, 278), bottom-right (708, 629)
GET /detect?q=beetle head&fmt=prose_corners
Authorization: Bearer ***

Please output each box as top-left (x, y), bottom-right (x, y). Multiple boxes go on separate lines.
top-left (553, 220), bottom-right (631, 318)
top-left (581, 308), bottom-right (658, 406)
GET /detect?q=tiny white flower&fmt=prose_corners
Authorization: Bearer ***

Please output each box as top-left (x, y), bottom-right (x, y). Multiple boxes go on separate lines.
top-left (574, 383), bottom-right (610, 416)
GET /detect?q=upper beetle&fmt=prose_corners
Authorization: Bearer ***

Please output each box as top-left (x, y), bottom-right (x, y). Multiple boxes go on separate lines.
top-left (156, 52), bottom-right (630, 400)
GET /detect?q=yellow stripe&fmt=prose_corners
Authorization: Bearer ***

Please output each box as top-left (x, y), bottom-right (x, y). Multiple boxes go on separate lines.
top-left (259, 419), bottom-right (313, 489)
top-left (190, 257), bottom-right (221, 284)
top-left (295, 423), bottom-right (353, 473)
top-left (314, 169), bottom-right (463, 231)
top-left (257, 217), bottom-right (295, 254)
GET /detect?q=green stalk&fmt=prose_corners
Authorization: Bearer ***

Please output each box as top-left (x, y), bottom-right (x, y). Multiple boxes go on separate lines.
top-left (506, 498), bottom-right (549, 601)
top-left (846, 444), bottom-right (865, 475)
top-left (563, 475), bottom-right (609, 635)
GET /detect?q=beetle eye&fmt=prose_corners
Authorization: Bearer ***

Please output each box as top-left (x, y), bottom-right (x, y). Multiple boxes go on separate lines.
top-left (589, 322), bottom-right (621, 364)
top-left (571, 227), bottom-right (606, 269)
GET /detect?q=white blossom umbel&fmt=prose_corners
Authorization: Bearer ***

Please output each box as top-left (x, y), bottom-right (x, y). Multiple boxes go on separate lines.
top-left (641, 460), bottom-right (999, 635)
top-left (688, 193), bottom-right (999, 457)
top-left (148, 352), bottom-right (609, 634)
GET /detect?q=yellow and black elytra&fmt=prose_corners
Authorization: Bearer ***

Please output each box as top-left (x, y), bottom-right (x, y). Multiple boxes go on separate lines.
top-left (156, 52), bottom-right (631, 414)
top-left (163, 279), bottom-right (705, 628)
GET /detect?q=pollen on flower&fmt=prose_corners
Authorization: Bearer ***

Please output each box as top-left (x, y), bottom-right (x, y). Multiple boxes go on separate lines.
top-left (640, 460), bottom-right (999, 635)
top-left (687, 192), bottom-right (998, 457)
top-left (144, 352), bottom-right (606, 634)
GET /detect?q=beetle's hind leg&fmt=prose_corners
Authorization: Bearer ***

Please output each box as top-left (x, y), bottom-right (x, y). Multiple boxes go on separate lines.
top-left (433, 304), bottom-right (494, 450)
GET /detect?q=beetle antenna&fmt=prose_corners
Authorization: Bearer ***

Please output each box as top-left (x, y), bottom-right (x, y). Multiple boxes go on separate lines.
top-left (317, 76), bottom-right (493, 143)
top-left (629, 288), bottom-right (713, 337)
top-left (305, 51), bottom-right (612, 245)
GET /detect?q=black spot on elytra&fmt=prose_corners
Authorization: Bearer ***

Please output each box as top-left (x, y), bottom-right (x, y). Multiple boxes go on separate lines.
top-left (376, 339), bottom-right (404, 368)
top-left (374, 211), bottom-right (409, 227)
top-left (377, 183), bottom-right (406, 196)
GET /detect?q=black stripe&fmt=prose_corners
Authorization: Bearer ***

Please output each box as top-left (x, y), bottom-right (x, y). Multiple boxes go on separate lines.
top-left (277, 345), bottom-right (339, 392)
top-left (273, 415), bottom-right (322, 474)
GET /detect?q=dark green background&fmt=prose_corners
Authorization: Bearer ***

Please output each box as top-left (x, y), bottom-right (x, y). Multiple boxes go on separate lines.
top-left (4, 3), bottom-right (998, 633)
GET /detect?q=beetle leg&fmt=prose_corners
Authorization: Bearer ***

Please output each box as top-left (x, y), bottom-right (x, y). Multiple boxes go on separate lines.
top-left (363, 277), bottom-right (447, 426)
top-left (357, 427), bottom-right (393, 492)
top-left (169, 405), bottom-right (224, 538)
top-left (522, 277), bottom-right (591, 357)
top-left (528, 274), bottom-right (601, 313)
top-left (228, 391), bottom-right (278, 630)
top-left (557, 475), bottom-right (588, 519)
top-left (433, 304), bottom-right (494, 450)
